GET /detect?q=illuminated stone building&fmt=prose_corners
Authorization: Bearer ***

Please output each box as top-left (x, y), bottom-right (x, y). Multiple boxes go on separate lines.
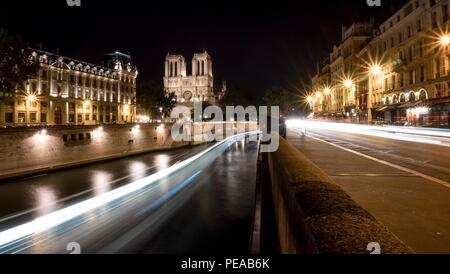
top-left (311, 21), bottom-right (374, 117)
top-left (163, 51), bottom-right (215, 107)
top-left (311, 0), bottom-right (450, 127)
top-left (0, 50), bottom-right (138, 126)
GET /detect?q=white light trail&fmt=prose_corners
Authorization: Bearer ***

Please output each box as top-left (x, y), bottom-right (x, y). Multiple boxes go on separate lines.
top-left (286, 120), bottom-right (450, 147)
top-left (0, 131), bottom-right (261, 249)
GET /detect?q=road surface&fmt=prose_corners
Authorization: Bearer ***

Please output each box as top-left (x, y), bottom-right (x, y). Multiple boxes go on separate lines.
top-left (287, 120), bottom-right (450, 253)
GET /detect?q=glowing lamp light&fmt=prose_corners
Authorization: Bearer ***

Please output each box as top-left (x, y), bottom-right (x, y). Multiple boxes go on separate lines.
top-left (343, 79), bottom-right (354, 88)
top-left (370, 65), bottom-right (382, 75)
top-left (34, 129), bottom-right (48, 143)
top-left (83, 100), bottom-right (91, 106)
top-left (27, 95), bottom-right (36, 102)
top-left (315, 92), bottom-right (322, 99)
top-left (441, 34), bottom-right (450, 46)
top-left (306, 96), bottom-right (313, 103)
top-left (323, 88), bottom-right (332, 95)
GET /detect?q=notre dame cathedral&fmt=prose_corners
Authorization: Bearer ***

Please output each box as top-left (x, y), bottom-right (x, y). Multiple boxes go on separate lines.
top-left (163, 51), bottom-right (224, 107)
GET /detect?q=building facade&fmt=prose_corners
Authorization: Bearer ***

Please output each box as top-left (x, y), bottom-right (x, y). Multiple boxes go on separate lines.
top-left (311, 21), bottom-right (375, 118)
top-left (163, 51), bottom-right (215, 107)
top-left (311, 0), bottom-right (450, 128)
top-left (0, 50), bottom-right (138, 126)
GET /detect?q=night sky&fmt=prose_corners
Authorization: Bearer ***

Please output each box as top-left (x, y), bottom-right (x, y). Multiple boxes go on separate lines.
top-left (0, 0), bottom-right (407, 100)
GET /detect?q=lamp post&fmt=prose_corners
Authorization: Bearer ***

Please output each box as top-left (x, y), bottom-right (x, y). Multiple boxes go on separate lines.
top-left (342, 79), bottom-right (354, 117)
top-left (306, 95), bottom-right (314, 112)
top-left (323, 87), bottom-right (331, 113)
top-left (26, 94), bottom-right (36, 124)
top-left (367, 64), bottom-right (383, 124)
top-left (440, 34), bottom-right (450, 46)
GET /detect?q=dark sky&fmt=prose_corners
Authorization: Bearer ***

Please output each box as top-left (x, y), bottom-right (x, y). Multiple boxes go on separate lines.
top-left (0, 0), bottom-right (407, 100)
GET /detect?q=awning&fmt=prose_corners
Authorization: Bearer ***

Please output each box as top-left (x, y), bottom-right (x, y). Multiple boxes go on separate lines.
top-left (398, 101), bottom-right (418, 109)
top-left (376, 106), bottom-right (389, 112)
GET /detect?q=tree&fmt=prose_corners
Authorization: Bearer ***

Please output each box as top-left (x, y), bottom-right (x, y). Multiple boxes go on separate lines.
top-left (0, 28), bottom-right (40, 95)
top-left (136, 80), bottom-right (176, 119)
top-left (263, 86), bottom-right (299, 116)
top-left (219, 85), bottom-right (259, 108)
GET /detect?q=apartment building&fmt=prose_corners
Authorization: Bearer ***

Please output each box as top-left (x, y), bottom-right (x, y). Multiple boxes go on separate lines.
top-left (311, 0), bottom-right (450, 127)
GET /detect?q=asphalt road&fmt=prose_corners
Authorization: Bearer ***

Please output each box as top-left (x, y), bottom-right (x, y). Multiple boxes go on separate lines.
top-left (287, 122), bottom-right (450, 254)
top-left (0, 136), bottom-right (259, 254)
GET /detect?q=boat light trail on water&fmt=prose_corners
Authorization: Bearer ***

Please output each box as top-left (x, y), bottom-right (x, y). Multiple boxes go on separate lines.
top-left (286, 120), bottom-right (450, 147)
top-left (0, 131), bottom-right (260, 249)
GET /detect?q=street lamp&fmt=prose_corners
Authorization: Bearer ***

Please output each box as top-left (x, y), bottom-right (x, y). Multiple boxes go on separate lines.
top-left (343, 79), bottom-right (354, 88)
top-left (27, 94), bottom-right (36, 103)
top-left (441, 34), bottom-right (450, 46)
top-left (323, 88), bottom-right (332, 95)
top-left (370, 65), bottom-right (382, 75)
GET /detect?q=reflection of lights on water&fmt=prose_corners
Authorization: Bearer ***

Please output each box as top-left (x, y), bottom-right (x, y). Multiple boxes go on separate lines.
top-left (129, 161), bottom-right (149, 181)
top-left (0, 131), bottom-right (261, 248)
top-left (154, 155), bottom-right (170, 171)
top-left (129, 161), bottom-right (147, 173)
top-left (34, 187), bottom-right (58, 215)
top-left (92, 126), bottom-right (104, 138)
top-left (92, 172), bottom-right (113, 196)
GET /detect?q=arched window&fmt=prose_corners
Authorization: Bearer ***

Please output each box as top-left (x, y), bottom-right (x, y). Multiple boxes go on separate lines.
top-left (393, 95), bottom-right (399, 103)
top-left (409, 92), bottom-right (416, 102)
top-left (385, 97), bottom-right (390, 105)
top-left (400, 94), bottom-right (406, 103)
top-left (419, 90), bottom-right (428, 101)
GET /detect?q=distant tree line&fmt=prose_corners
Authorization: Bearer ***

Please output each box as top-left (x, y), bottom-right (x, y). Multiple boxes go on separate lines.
top-left (0, 28), bottom-right (40, 97)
